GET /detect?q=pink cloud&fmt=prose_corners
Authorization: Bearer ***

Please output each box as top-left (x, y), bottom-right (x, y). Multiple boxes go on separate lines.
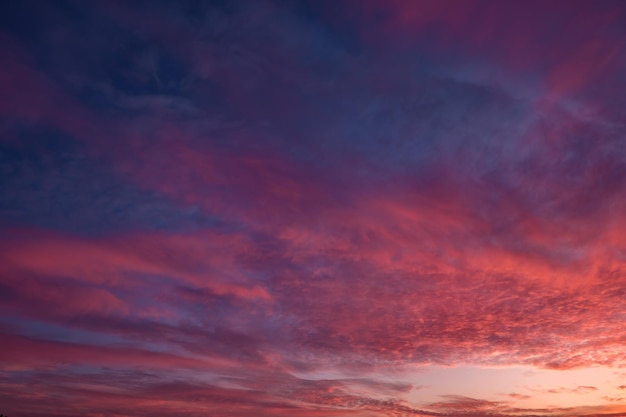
top-left (0, 230), bottom-right (272, 304)
top-left (0, 333), bottom-right (224, 372)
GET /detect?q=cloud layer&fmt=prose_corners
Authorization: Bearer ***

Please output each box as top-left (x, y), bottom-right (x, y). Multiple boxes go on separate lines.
top-left (1, 1), bottom-right (626, 416)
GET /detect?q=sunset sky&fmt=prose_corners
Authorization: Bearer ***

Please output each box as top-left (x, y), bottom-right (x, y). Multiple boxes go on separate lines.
top-left (2, 1), bottom-right (626, 416)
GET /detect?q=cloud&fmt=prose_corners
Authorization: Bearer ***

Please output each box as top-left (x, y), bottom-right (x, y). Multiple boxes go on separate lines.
top-left (577, 386), bottom-right (600, 393)
top-left (426, 395), bottom-right (504, 413)
top-left (603, 396), bottom-right (625, 403)
top-left (1, 0), bottom-right (626, 416)
top-left (0, 370), bottom-right (363, 417)
top-left (0, 231), bottom-right (272, 303)
top-left (529, 386), bottom-right (598, 395)
top-left (0, 333), bottom-right (224, 372)
top-left (508, 393), bottom-right (532, 400)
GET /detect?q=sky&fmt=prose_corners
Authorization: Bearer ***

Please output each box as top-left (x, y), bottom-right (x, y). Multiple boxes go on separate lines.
top-left (1, 0), bottom-right (626, 416)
